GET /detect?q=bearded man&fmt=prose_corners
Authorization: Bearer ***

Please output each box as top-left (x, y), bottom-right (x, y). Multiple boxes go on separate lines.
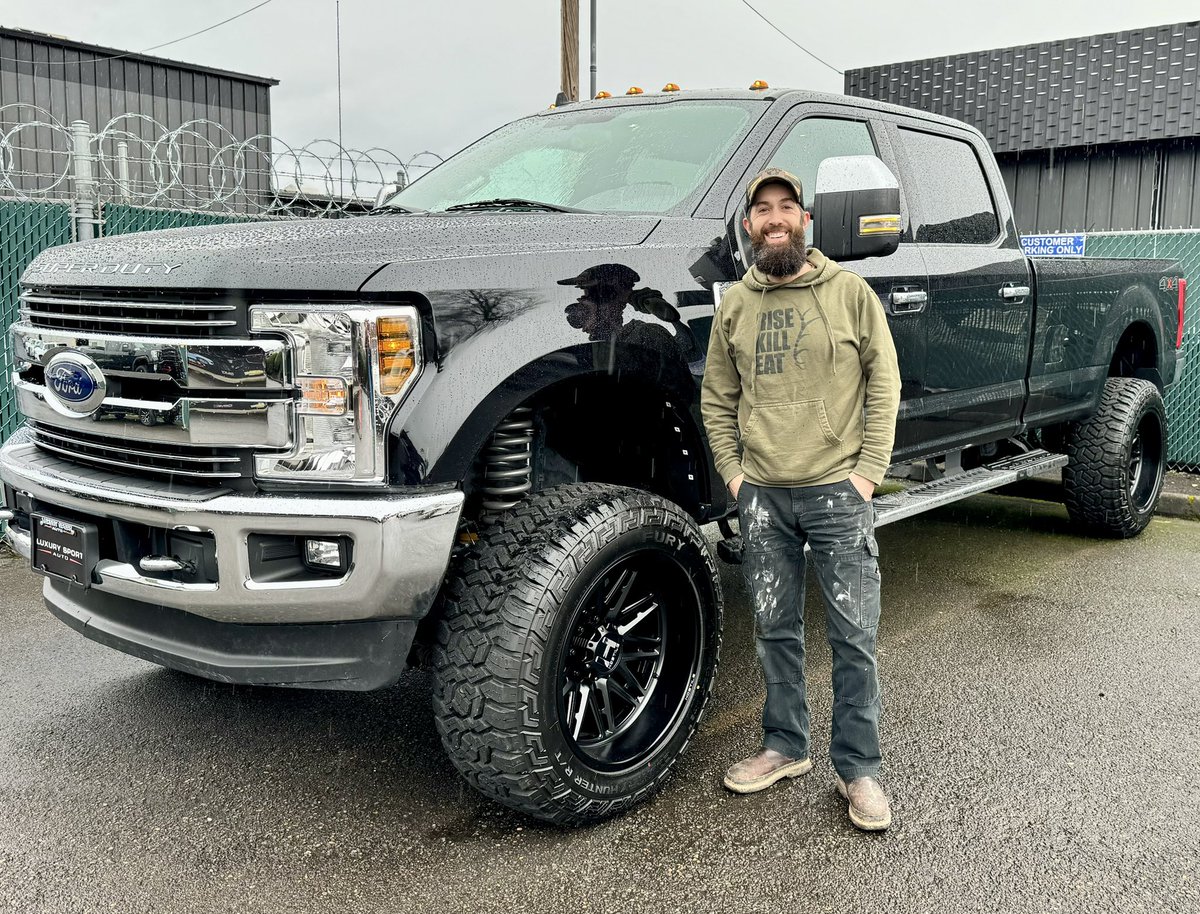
top-left (700, 168), bottom-right (901, 831)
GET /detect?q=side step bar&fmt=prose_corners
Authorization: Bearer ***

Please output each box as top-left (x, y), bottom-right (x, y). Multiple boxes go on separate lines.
top-left (873, 449), bottom-right (1068, 527)
top-left (715, 449), bottom-right (1068, 565)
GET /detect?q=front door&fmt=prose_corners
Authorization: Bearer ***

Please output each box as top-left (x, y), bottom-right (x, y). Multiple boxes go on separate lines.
top-left (725, 107), bottom-right (929, 457)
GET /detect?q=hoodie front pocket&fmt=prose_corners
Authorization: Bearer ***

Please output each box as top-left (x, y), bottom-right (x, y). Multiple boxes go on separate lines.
top-left (742, 399), bottom-right (845, 480)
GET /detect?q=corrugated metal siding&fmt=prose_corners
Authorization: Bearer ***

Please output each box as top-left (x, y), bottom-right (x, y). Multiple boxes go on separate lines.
top-left (846, 20), bottom-right (1200, 154)
top-left (0, 28), bottom-right (274, 208)
top-left (997, 139), bottom-right (1200, 233)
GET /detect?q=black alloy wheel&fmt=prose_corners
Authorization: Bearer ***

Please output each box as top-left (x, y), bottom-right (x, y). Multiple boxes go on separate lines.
top-left (1063, 376), bottom-right (1168, 538)
top-left (558, 555), bottom-right (703, 770)
top-left (433, 483), bottom-right (722, 826)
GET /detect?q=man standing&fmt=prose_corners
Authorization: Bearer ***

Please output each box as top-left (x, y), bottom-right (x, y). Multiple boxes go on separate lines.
top-left (701, 168), bottom-right (900, 831)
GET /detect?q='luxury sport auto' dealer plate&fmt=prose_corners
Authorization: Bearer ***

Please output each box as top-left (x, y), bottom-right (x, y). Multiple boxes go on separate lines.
top-left (30, 513), bottom-right (99, 587)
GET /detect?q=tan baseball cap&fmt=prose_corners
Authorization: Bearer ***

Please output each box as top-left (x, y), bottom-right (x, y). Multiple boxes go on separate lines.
top-left (745, 167), bottom-right (805, 211)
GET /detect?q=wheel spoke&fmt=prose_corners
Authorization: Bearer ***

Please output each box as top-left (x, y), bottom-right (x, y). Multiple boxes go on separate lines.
top-left (606, 672), bottom-right (639, 706)
top-left (594, 679), bottom-right (617, 735)
top-left (603, 568), bottom-right (638, 620)
top-left (623, 634), bottom-right (663, 651)
top-left (617, 598), bottom-right (659, 635)
top-left (619, 648), bottom-right (660, 662)
top-left (612, 664), bottom-right (646, 699)
top-left (571, 683), bottom-right (591, 740)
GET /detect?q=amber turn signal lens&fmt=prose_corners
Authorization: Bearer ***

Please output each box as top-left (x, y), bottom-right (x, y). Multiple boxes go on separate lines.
top-left (858, 214), bottom-right (902, 236)
top-left (377, 315), bottom-right (417, 396)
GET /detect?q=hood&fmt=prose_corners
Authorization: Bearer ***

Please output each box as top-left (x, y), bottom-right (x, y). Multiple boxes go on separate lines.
top-left (740, 247), bottom-right (841, 292)
top-left (22, 212), bottom-right (661, 292)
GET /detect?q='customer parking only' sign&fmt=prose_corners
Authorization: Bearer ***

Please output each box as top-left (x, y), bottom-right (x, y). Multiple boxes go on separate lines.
top-left (1020, 234), bottom-right (1087, 256)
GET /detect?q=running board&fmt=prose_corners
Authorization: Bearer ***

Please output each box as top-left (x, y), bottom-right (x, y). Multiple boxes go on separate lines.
top-left (872, 449), bottom-right (1067, 528)
top-left (715, 449), bottom-right (1068, 565)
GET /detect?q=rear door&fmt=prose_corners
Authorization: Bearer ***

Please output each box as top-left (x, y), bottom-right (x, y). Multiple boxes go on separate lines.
top-left (888, 122), bottom-right (1033, 451)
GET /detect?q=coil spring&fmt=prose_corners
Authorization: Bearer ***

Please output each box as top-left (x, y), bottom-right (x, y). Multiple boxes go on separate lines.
top-left (479, 406), bottom-right (535, 513)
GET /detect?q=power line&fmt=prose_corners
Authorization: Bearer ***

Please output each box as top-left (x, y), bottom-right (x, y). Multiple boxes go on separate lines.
top-left (739, 0), bottom-right (843, 76)
top-left (0, 1), bottom-right (276, 67)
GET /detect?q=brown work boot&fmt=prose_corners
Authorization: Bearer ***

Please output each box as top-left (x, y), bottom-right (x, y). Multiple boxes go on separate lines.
top-left (722, 747), bottom-right (812, 794)
top-left (835, 775), bottom-right (892, 831)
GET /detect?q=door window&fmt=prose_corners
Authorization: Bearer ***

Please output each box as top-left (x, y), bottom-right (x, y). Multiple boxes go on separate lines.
top-left (767, 118), bottom-right (877, 205)
top-left (897, 129), bottom-right (999, 244)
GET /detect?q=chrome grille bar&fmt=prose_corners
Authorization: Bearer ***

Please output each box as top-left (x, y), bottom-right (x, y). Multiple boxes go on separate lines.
top-left (29, 424), bottom-right (247, 480)
top-left (31, 426), bottom-right (241, 464)
top-left (19, 290), bottom-right (240, 335)
top-left (21, 294), bottom-right (237, 313)
top-left (21, 309), bottom-right (238, 328)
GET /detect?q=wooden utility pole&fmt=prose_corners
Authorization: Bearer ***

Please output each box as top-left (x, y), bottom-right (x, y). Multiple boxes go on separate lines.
top-left (561, 0), bottom-right (580, 102)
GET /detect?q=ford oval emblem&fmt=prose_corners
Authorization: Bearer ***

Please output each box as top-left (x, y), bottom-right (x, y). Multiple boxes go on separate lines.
top-left (44, 352), bottom-right (107, 418)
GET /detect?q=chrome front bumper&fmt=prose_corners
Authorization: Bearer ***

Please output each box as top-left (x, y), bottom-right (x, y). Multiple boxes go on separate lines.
top-left (1, 434), bottom-right (463, 625)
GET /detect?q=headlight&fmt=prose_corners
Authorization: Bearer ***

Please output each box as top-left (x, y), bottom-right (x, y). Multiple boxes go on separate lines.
top-left (250, 305), bottom-right (420, 484)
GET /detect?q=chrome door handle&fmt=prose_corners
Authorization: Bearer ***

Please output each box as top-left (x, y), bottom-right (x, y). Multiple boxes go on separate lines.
top-left (888, 290), bottom-right (927, 314)
top-left (1000, 285), bottom-right (1031, 299)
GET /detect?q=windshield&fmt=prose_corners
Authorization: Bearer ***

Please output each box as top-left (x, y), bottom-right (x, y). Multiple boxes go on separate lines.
top-left (386, 101), bottom-right (758, 215)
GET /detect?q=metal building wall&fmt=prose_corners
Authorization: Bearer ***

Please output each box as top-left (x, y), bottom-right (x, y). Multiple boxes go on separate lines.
top-left (997, 139), bottom-right (1200, 233)
top-left (0, 28), bottom-right (275, 208)
top-left (845, 21), bottom-right (1200, 155)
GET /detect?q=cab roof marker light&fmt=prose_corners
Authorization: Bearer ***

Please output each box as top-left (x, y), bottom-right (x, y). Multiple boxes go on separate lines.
top-left (749, 79), bottom-right (769, 90)
top-left (594, 90), bottom-right (612, 99)
top-left (662, 83), bottom-right (680, 92)
top-left (626, 86), bottom-right (644, 95)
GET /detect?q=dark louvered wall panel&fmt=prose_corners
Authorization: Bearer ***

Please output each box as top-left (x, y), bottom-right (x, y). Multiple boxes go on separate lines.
top-left (847, 21), bottom-right (1200, 154)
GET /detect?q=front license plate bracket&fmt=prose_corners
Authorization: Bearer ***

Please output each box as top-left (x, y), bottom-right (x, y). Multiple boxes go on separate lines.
top-left (31, 513), bottom-right (100, 588)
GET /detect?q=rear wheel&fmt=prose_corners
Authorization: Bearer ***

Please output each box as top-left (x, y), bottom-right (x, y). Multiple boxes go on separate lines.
top-left (1063, 377), bottom-right (1168, 537)
top-left (432, 483), bottom-right (722, 825)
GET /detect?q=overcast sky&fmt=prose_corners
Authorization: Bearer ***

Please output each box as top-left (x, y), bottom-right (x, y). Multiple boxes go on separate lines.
top-left (4, 0), bottom-right (1199, 164)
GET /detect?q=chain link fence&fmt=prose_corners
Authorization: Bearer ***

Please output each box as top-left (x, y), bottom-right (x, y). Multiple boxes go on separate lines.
top-left (0, 199), bottom-right (73, 440)
top-left (1, 210), bottom-right (1197, 472)
top-left (1084, 230), bottom-right (1199, 471)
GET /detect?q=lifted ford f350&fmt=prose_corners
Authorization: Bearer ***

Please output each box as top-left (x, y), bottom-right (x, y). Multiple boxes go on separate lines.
top-left (1, 88), bottom-right (1186, 825)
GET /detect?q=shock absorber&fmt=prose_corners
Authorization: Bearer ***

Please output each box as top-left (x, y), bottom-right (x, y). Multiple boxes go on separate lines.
top-left (479, 406), bottom-right (534, 514)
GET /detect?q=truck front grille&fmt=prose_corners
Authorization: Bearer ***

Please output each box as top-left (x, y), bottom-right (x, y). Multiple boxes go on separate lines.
top-left (29, 423), bottom-right (250, 482)
top-left (20, 290), bottom-right (239, 337)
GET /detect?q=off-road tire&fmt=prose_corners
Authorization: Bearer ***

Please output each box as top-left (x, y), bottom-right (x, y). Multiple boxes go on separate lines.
top-left (432, 483), bottom-right (722, 826)
top-left (1063, 377), bottom-right (1168, 538)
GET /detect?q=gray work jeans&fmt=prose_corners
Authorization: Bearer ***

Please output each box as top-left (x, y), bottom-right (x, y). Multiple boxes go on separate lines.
top-left (736, 479), bottom-right (883, 780)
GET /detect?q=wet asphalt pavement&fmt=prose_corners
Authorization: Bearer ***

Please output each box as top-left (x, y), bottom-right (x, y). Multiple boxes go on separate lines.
top-left (1, 493), bottom-right (1198, 914)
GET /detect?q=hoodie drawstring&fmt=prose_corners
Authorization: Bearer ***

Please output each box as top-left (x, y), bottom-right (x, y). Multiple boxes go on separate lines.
top-left (751, 285), bottom-right (767, 394)
top-left (810, 285), bottom-right (838, 376)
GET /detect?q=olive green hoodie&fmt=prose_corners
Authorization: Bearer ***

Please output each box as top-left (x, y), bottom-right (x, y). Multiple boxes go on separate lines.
top-left (701, 248), bottom-right (900, 488)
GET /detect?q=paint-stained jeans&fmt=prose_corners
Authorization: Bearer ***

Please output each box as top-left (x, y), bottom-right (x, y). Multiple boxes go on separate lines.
top-left (737, 479), bottom-right (882, 780)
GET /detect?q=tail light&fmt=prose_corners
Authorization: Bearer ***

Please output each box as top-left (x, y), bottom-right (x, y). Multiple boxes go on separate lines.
top-left (1177, 278), bottom-right (1187, 350)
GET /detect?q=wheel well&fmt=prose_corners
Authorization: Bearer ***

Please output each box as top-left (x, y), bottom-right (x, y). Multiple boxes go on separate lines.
top-left (464, 375), bottom-right (709, 523)
top-left (1109, 322), bottom-right (1162, 390)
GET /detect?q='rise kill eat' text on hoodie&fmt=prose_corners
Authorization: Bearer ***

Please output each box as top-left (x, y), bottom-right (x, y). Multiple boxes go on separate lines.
top-left (700, 248), bottom-right (901, 489)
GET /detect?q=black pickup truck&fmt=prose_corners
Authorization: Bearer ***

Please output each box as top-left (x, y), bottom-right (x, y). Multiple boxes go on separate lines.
top-left (1, 88), bottom-right (1187, 825)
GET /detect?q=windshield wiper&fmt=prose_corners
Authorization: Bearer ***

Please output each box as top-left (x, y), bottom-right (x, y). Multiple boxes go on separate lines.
top-left (442, 197), bottom-right (587, 214)
top-left (370, 203), bottom-right (428, 214)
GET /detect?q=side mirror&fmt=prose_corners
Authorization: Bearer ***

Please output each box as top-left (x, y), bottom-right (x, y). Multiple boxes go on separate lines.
top-left (811, 156), bottom-right (902, 261)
